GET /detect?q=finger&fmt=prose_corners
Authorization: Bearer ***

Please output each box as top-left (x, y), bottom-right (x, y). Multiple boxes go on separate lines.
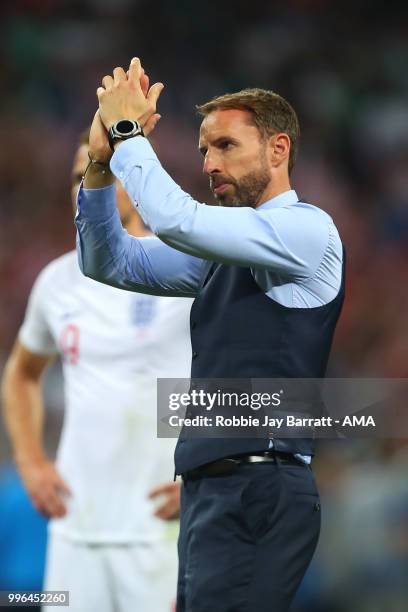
top-left (33, 500), bottom-right (50, 518)
top-left (128, 57), bottom-right (142, 84)
top-left (102, 75), bottom-right (114, 89)
top-left (46, 491), bottom-right (67, 517)
top-left (97, 87), bottom-right (105, 99)
top-left (143, 114), bottom-right (161, 137)
top-left (113, 66), bottom-right (126, 85)
top-left (54, 502), bottom-right (67, 518)
top-left (34, 491), bottom-right (65, 518)
top-left (46, 504), bottom-right (66, 518)
top-left (126, 67), bottom-right (143, 79)
top-left (56, 476), bottom-right (71, 496)
top-left (147, 82), bottom-right (165, 109)
top-left (154, 499), bottom-right (179, 520)
top-left (140, 72), bottom-right (150, 98)
top-left (148, 481), bottom-right (175, 498)
top-left (47, 502), bottom-right (65, 518)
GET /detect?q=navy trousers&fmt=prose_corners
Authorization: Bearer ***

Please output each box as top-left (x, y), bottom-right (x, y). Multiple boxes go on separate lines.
top-left (177, 459), bottom-right (321, 612)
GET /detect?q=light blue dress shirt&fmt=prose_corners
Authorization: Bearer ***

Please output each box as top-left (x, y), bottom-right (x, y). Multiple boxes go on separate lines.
top-left (75, 137), bottom-right (344, 464)
top-left (76, 137), bottom-right (342, 305)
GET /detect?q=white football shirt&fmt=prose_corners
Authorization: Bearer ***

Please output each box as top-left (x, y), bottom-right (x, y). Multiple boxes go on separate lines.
top-left (19, 251), bottom-right (193, 543)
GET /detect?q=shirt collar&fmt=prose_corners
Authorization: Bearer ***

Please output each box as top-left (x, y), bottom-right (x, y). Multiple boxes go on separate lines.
top-left (257, 189), bottom-right (298, 211)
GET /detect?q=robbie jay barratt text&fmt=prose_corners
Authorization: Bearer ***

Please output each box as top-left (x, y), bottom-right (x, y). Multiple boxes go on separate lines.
top-left (168, 415), bottom-right (376, 428)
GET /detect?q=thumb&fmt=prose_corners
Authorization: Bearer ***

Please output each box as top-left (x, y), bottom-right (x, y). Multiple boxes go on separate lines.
top-left (147, 83), bottom-right (165, 109)
top-left (148, 481), bottom-right (174, 498)
top-left (143, 113), bottom-right (161, 136)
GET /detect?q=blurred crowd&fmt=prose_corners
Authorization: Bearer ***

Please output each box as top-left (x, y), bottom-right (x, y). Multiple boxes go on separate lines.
top-left (1, 1), bottom-right (408, 610)
top-left (1, 0), bottom-right (408, 374)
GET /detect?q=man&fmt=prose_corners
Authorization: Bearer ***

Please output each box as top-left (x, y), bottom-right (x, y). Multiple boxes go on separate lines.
top-left (75, 58), bottom-right (345, 611)
top-left (2, 125), bottom-right (193, 612)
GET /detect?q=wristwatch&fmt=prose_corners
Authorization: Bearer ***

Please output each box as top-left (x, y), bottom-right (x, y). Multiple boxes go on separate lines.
top-left (108, 119), bottom-right (145, 151)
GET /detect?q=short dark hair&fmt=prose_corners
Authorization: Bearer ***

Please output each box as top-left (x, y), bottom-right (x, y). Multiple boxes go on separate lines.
top-left (196, 88), bottom-right (300, 174)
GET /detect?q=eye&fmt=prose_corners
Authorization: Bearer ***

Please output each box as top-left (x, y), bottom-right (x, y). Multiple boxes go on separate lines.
top-left (218, 140), bottom-right (233, 150)
top-left (199, 147), bottom-right (207, 157)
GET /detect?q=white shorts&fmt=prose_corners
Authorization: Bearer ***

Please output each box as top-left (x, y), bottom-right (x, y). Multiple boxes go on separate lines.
top-left (42, 532), bottom-right (177, 612)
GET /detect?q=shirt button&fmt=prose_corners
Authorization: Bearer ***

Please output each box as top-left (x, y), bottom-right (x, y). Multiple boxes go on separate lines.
top-left (192, 351), bottom-right (198, 359)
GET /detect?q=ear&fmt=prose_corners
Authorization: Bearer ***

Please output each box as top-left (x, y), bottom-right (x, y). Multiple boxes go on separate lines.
top-left (268, 133), bottom-right (290, 169)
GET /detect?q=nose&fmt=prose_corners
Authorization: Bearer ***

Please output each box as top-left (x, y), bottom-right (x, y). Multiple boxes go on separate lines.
top-left (203, 150), bottom-right (221, 176)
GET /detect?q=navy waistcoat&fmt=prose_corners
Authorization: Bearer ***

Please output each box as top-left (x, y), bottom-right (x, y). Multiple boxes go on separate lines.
top-left (174, 250), bottom-right (345, 473)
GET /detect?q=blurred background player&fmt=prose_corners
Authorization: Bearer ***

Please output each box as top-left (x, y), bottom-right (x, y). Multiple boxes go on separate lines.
top-left (2, 126), bottom-right (193, 612)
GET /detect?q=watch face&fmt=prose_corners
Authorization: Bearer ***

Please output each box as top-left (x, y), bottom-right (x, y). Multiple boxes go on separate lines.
top-left (116, 119), bottom-right (136, 135)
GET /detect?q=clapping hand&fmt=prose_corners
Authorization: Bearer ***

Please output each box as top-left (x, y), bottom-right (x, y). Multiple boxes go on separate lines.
top-left (98, 57), bottom-right (163, 132)
top-left (89, 59), bottom-right (163, 164)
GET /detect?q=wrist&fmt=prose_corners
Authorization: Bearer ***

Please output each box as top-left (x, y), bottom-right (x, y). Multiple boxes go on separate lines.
top-left (108, 119), bottom-right (144, 151)
top-left (83, 155), bottom-right (115, 189)
top-left (15, 450), bottom-right (48, 469)
top-left (87, 152), bottom-right (111, 164)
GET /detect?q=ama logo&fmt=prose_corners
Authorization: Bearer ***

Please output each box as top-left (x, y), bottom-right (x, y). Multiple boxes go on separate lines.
top-left (342, 415), bottom-right (376, 426)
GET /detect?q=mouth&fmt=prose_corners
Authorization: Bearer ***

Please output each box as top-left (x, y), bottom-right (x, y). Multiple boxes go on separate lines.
top-left (213, 183), bottom-right (230, 194)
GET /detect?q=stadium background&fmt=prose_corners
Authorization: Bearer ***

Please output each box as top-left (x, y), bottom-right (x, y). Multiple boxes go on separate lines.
top-left (1, 0), bottom-right (408, 610)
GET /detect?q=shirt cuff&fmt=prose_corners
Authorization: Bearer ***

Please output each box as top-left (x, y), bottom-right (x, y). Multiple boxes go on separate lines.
top-left (77, 182), bottom-right (116, 221)
top-left (110, 137), bottom-right (158, 181)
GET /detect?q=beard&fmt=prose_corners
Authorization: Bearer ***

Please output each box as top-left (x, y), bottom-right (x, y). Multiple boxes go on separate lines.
top-left (211, 154), bottom-right (271, 209)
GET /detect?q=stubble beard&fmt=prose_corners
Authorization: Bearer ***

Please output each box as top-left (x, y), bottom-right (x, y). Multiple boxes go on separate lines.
top-left (214, 148), bottom-right (271, 209)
